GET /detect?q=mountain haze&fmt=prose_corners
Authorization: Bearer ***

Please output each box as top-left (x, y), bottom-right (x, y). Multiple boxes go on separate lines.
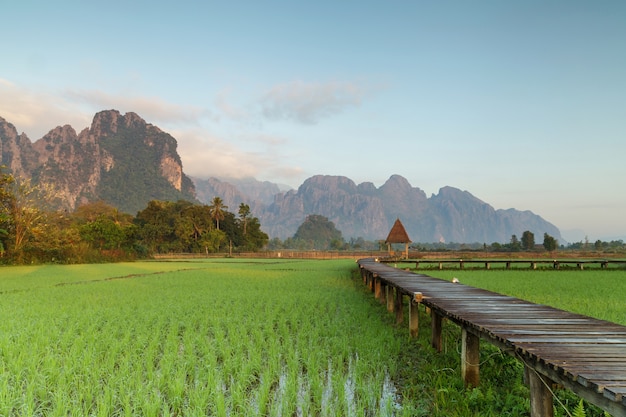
top-left (1, 111), bottom-right (563, 243)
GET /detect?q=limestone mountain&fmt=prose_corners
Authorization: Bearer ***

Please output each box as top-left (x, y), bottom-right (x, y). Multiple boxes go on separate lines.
top-left (1, 111), bottom-right (563, 243)
top-left (253, 174), bottom-right (563, 243)
top-left (192, 176), bottom-right (280, 214)
top-left (0, 110), bottom-right (196, 214)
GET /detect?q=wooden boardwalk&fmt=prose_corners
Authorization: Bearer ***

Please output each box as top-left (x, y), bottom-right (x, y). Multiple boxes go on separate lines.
top-left (357, 258), bottom-right (626, 417)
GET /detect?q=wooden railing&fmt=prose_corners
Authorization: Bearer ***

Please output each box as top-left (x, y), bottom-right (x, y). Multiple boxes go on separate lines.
top-left (383, 258), bottom-right (626, 270)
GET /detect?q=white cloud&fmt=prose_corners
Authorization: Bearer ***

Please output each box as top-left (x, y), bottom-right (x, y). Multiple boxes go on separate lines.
top-left (0, 79), bottom-right (306, 186)
top-left (172, 128), bottom-right (303, 184)
top-left (0, 79), bottom-right (91, 139)
top-left (259, 80), bottom-right (367, 124)
top-left (63, 89), bottom-right (216, 127)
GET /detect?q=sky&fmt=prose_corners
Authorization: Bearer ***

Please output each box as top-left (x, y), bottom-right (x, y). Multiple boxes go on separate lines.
top-left (1, 1), bottom-right (625, 241)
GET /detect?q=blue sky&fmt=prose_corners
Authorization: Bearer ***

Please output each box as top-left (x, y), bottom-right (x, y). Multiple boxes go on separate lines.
top-left (1, 1), bottom-right (625, 241)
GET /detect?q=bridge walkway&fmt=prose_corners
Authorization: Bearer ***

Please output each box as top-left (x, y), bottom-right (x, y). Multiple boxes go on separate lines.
top-left (357, 258), bottom-right (626, 417)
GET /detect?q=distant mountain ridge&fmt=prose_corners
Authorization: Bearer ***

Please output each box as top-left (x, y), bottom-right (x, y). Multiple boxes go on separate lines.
top-left (244, 175), bottom-right (563, 243)
top-left (0, 110), bottom-right (563, 243)
top-left (192, 174), bottom-right (562, 243)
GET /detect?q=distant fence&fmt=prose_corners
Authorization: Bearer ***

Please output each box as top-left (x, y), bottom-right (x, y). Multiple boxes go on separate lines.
top-left (153, 250), bottom-right (388, 260)
top-left (383, 258), bottom-right (626, 270)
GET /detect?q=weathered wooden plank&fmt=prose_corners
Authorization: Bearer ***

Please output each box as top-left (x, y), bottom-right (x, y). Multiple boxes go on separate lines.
top-left (509, 336), bottom-right (626, 343)
top-left (357, 258), bottom-right (626, 416)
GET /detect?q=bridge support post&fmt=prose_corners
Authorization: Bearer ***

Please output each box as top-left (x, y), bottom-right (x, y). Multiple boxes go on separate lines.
top-left (386, 285), bottom-right (394, 312)
top-left (395, 291), bottom-right (404, 325)
top-left (431, 310), bottom-right (443, 352)
top-left (409, 300), bottom-right (419, 338)
top-left (374, 277), bottom-right (382, 300)
top-left (461, 328), bottom-right (480, 387)
top-left (527, 367), bottom-right (554, 417)
top-left (378, 281), bottom-right (386, 304)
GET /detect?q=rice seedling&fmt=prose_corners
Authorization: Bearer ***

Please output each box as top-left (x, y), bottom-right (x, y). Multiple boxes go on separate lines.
top-left (0, 259), bottom-right (411, 415)
top-left (3, 258), bottom-right (619, 415)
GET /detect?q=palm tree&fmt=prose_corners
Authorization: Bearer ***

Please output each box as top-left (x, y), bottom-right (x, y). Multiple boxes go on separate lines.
top-left (238, 203), bottom-right (251, 235)
top-left (208, 197), bottom-right (228, 231)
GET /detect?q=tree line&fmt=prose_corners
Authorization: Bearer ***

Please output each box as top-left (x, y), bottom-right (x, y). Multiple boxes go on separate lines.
top-left (0, 168), bottom-right (268, 264)
top-left (2, 166), bottom-right (623, 263)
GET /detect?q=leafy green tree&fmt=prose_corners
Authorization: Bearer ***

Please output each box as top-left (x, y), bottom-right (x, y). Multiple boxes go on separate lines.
top-left (0, 174), bottom-right (58, 262)
top-left (199, 228), bottom-right (227, 253)
top-left (66, 202), bottom-right (137, 261)
top-left (509, 234), bottom-right (521, 251)
top-left (73, 200), bottom-right (132, 224)
top-left (240, 217), bottom-right (269, 251)
top-left (24, 211), bottom-right (81, 263)
top-left (0, 228), bottom-right (7, 257)
top-left (174, 202), bottom-right (214, 252)
top-left (266, 237), bottom-right (284, 250)
top-left (209, 197), bottom-right (228, 231)
top-left (0, 167), bottom-right (14, 257)
top-left (218, 211), bottom-right (240, 244)
top-left (238, 203), bottom-right (251, 235)
top-left (134, 200), bottom-right (179, 253)
top-left (543, 233), bottom-right (558, 252)
top-left (79, 217), bottom-right (128, 250)
top-left (521, 230), bottom-right (535, 251)
top-left (490, 242), bottom-right (503, 252)
top-left (293, 214), bottom-right (344, 250)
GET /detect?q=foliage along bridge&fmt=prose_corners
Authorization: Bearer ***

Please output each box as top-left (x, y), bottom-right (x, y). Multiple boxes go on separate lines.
top-left (357, 258), bottom-right (626, 417)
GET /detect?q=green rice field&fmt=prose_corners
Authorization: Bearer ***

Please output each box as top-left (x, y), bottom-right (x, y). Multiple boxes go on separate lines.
top-left (1, 258), bottom-right (624, 416)
top-left (429, 268), bottom-right (626, 325)
top-left (0, 259), bottom-right (416, 416)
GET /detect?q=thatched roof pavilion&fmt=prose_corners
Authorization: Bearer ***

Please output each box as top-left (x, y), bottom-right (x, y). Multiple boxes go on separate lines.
top-left (385, 218), bottom-right (412, 258)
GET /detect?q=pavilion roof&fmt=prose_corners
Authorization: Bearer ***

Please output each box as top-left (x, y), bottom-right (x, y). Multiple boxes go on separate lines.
top-left (385, 218), bottom-right (412, 244)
